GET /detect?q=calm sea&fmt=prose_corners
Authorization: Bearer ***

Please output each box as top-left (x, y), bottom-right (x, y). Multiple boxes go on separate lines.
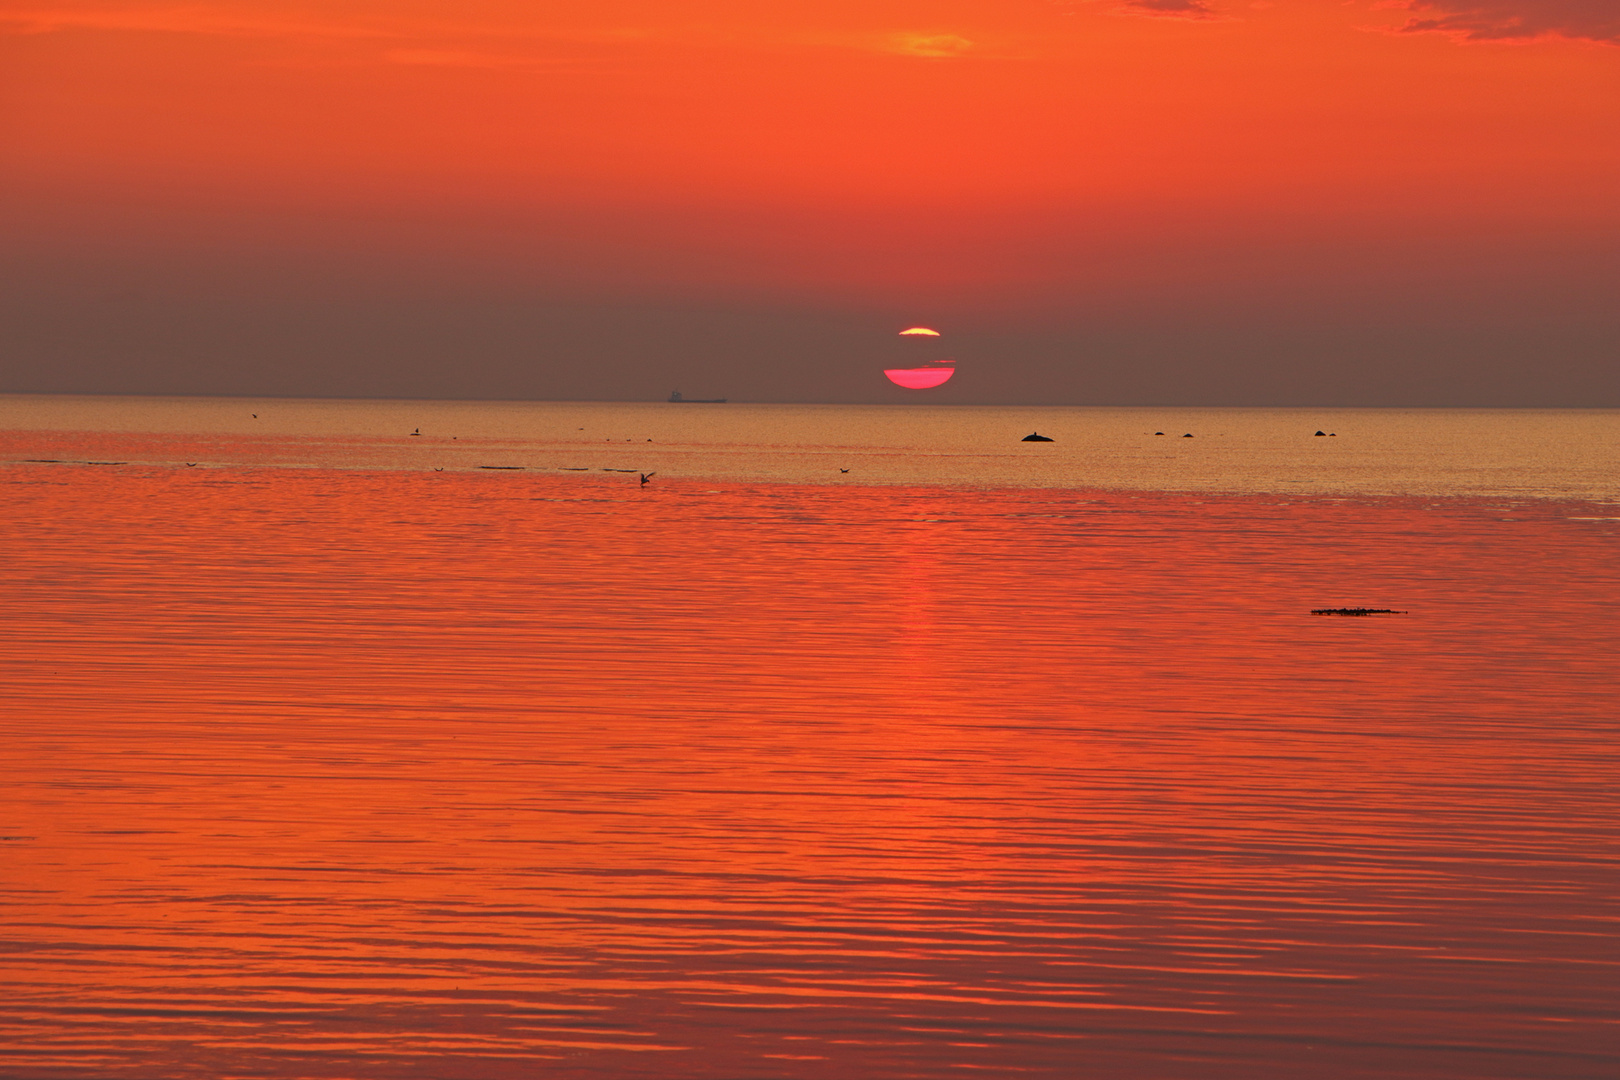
top-left (2, 397), bottom-right (1617, 1079)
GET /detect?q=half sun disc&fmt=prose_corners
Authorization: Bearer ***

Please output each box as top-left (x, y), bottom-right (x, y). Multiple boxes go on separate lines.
top-left (884, 367), bottom-right (956, 389)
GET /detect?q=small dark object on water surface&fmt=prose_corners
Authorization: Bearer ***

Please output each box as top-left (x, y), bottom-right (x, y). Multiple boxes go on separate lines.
top-left (1315, 430), bottom-right (1327, 436)
top-left (1182, 433), bottom-right (1193, 438)
top-left (479, 465), bottom-right (525, 470)
top-left (1022, 432), bottom-right (1054, 442)
top-left (1312, 608), bottom-right (1407, 616)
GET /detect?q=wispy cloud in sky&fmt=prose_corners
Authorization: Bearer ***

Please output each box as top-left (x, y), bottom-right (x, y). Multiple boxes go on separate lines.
top-left (1055, 0), bottom-right (1221, 20)
top-left (0, 5), bottom-right (388, 39)
top-left (885, 32), bottom-right (975, 58)
top-left (1396, 0), bottom-right (1620, 43)
top-left (1116, 0), bottom-right (1221, 20)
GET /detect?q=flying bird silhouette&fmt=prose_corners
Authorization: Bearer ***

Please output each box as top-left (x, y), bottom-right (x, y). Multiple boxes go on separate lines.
top-left (640, 472), bottom-right (656, 485)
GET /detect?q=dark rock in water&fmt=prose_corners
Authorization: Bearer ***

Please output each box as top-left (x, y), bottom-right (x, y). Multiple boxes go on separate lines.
top-left (1022, 432), bottom-right (1054, 442)
top-left (1315, 430), bottom-right (1327, 436)
top-left (1312, 608), bottom-right (1406, 616)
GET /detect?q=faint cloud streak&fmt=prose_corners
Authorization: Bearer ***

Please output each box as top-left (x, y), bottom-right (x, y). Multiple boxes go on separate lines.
top-left (0, 6), bottom-right (391, 39)
top-left (1052, 0), bottom-right (1221, 22)
top-left (383, 48), bottom-right (599, 70)
top-left (886, 32), bottom-right (975, 58)
top-left (1118, 0), bottom-right (1221, 19)
top-left (0, 6), bottom-right (654, 48)
top-left (1394, 0), bottom-right (1620, 43)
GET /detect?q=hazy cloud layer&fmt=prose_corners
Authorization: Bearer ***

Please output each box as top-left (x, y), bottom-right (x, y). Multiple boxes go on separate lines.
top-left (1399, 0), bottom-right (1620, 42)
top-left (1118, 0), bottom-right (1219, 19)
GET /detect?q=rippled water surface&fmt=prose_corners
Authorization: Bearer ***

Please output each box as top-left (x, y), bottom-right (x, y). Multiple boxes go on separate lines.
top-left (2, 400), bottom-right (1617, 1078)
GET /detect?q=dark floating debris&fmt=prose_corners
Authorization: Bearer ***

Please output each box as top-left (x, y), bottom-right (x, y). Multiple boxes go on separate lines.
top-left (1312, 608), bottom-right (1407, 616)
top-left (1022, 432), bottom-right (1054, 442)
top-left (479, 465), bottom-right (525, 470)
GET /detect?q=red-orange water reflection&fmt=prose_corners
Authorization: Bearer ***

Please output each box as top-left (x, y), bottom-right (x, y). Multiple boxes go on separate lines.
top-left (2, 462), bottom-right (1617, 1078)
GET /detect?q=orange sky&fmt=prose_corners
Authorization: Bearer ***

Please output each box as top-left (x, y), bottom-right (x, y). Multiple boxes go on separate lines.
top-left (2, 1), bottom-right (1617, 403)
